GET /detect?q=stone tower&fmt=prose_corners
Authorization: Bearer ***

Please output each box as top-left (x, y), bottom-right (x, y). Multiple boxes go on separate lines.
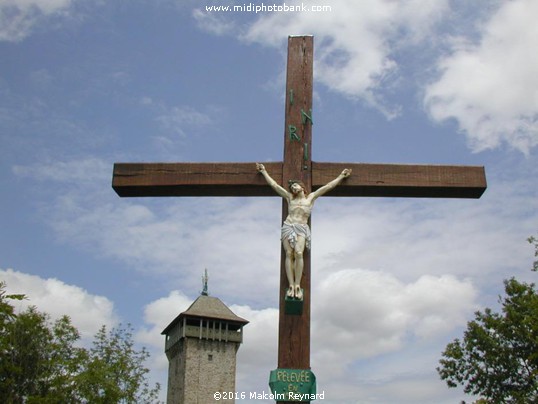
top-left (161, 279), bottom-right (248, 404)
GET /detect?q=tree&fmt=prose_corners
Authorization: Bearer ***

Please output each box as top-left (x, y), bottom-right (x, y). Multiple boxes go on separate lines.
top-left (0, 282), bottom-right (160, 403)
top-left (0, 307), bottom-right (85, 403)
top-left (529, 235), bottom-right (538, 272)
top-left (76, 325), bottom-right (160, 403)
top-left (437, 239), bottom-right (538, 403)
top-left (0, 281), bottom-right (25, 331)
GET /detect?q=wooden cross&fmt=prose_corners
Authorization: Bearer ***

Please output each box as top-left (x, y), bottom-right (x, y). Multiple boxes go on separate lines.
top-left (112, 36), bottom-right (486, 402)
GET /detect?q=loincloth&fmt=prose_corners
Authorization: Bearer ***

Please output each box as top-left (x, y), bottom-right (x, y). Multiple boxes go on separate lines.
top-left (281, 221), bottom-right (311, 250)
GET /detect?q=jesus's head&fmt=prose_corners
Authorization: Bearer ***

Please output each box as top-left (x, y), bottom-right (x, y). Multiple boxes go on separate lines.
top-left (289, 180), bottom-right (307, 196)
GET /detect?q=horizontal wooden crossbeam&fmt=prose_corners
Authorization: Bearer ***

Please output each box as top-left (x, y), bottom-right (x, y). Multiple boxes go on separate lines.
top-left (112, 161), bottom-right (486, 199)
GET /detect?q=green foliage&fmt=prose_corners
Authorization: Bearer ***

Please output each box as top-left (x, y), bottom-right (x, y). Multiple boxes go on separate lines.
top-left (0, 282), bottom-right (160, 403)
top-left (76, 325), bottom-right (160, 403)
top-left (529, 236), bottom-right (538, 272)
top-left (0, 306), bottom-right (84, 403)
top-left (438, 278), bottom-right (538, 403)
top-left (0, 281), bottom-right (25, 329)
top-left (438, 237), bottom-right (538, 403)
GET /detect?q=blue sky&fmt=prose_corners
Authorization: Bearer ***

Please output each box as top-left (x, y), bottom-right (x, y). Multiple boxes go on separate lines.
top-left (1, 0), bottom-right (538, 403)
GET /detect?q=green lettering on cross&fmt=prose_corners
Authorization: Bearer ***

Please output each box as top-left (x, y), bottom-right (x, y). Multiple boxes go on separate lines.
top-left (288, 125), bottom-right (300, 142)
top-left (301, 109), bottom-right (313, 125)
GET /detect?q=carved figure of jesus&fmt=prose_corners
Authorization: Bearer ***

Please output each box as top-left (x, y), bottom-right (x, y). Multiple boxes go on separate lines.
top-left (256, 163), bottom-right (351, 300)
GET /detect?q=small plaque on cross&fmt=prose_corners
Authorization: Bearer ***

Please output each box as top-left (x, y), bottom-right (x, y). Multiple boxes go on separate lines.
top-left (269, 368), bottom-right (317, 402)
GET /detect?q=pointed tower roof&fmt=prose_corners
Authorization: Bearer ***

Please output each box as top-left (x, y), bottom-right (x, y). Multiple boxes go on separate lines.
top-left (182, 295), bottom-right (248, 323)
top-left (161, 295), bottom-right (248, 335)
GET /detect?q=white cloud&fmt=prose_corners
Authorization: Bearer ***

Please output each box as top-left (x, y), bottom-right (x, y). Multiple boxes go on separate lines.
top-left (135, 290), bottom-right (195, 376)
top-left (241, 269), bottom-right (476, 403)
top-left (424, 0), bottom-right (538, 153)
top-left (14, 160), bottom-right (282, 304)
top-left (0, 0), bottom-right (74, 41)
top-left (311, 270), bottom-right (476, 373)
top-left (240, 0), bottom-right (449, 116)
top-left (1, 268), bottom-right (118, 339)
top-left (194, 0), bottom-right (538, 153)
top-left (12, 157), bottom-right (110, 183)
top-left (233, 304), bottom-right (278, 389)
top-left (154, 105), bottom-right (212, 135)
top-left (311, 163), bottom-right (538, 285)
top-left (139, 97), bottom-right (216, 154)
top-left (136, 290), bottom-right (193, 348)
top-left (191, 0), bottom-right (449, 116)
top-left (192, 8), bottom-right (236, 36)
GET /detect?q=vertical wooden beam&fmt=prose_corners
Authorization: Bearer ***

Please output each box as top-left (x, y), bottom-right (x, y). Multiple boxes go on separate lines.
top-left (277, 36), bottom-right (314, 391)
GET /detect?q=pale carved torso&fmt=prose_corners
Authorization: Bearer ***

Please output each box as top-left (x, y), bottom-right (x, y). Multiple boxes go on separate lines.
top-left (286, 197), bottom-right (313, 225)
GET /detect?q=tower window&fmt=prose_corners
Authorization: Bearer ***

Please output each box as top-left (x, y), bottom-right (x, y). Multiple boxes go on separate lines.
top-left (208, 354), bottom-right (213, 361)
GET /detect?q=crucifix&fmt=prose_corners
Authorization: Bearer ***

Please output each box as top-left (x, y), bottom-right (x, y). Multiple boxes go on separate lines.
top-left (112, 36), bottom-right (486, 402)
